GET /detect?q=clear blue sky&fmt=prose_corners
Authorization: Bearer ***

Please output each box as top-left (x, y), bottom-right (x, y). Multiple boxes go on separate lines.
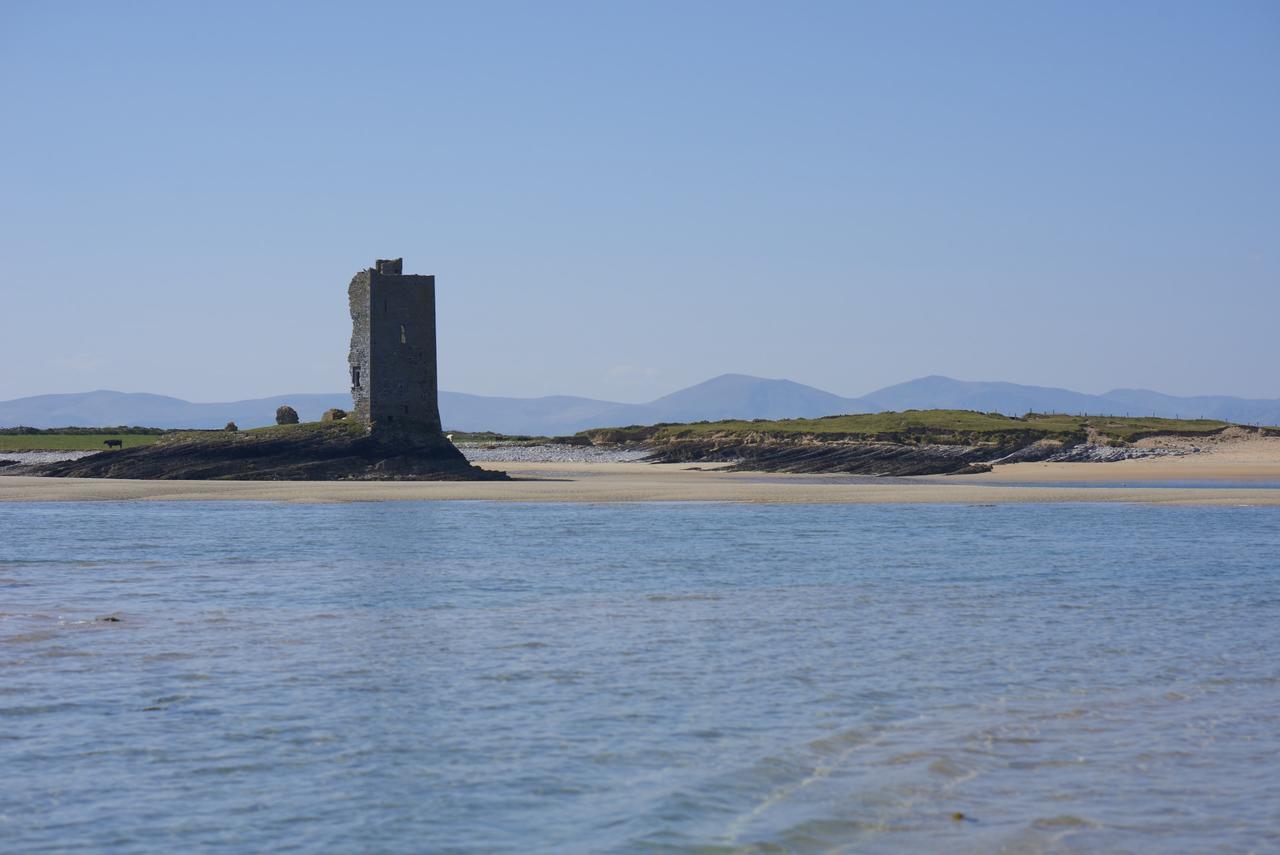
top-left (2, 1), bottom-right (1276, 403)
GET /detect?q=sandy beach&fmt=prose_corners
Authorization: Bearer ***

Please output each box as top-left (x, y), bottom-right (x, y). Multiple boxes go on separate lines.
top-left (5, 442), bottom-right (1280, 504)
top-left (959, 428), bottom-right (1280, 484)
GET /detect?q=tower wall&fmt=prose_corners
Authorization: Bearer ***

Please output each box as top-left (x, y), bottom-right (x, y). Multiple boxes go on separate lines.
top-left (348, 258), bottom-right (442, 433)
top-left (348, 270), bottom-right (372, 422)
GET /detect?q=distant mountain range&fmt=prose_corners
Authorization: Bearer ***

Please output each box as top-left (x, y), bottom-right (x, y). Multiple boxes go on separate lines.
top-left (3, 375), bottom-right (1279, 434)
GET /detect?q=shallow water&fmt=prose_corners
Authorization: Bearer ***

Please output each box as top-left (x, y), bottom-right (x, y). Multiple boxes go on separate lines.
top-left (957, 478), bottom-right (1280, 490)
top-left (1, 502), bottom-right (1278, 853)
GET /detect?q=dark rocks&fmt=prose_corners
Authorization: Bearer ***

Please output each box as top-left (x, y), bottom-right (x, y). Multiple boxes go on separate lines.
top-left (1042, 444), bottom-right (1185, 463)
top-left (987, 439), bottom-right (1066, 465)
top-left (276, 405), bottom-right (299, 425)
top-left (731, 442), bottom-right (1001, 476)
top-left (224, 422), bottom-right (238, 432)
top-left (642, 429), bottom-right (1195, 476)
top-left (36, 422), bottom-right (507, 481)
top-left (321, 408), bottom-right (347, 422)
top-left (646, 438), bottom-right (1027, 476)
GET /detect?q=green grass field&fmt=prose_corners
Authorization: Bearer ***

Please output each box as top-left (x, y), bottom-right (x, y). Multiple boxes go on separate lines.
top-left (0, 434), bottom-right (163, 452)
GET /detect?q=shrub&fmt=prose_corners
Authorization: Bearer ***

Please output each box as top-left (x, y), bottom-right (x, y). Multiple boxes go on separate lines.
top-left (224, 422), bottom-right (238, 432)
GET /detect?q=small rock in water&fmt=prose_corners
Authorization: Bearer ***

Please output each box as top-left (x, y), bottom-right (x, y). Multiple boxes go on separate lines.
top-left (97, 615), bottom-right (122, 623)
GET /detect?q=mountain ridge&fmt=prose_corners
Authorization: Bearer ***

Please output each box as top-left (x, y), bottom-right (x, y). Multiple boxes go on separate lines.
top-left (2, 375), bottom-right (1278, 434)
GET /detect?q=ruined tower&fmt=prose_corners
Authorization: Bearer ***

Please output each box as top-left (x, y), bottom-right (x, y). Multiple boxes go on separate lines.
top-left (348, 258), bottom-right (442, 433)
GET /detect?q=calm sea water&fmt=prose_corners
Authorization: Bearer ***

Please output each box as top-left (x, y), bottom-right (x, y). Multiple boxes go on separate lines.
top-left (2, 501), bottom-right (1278, 853)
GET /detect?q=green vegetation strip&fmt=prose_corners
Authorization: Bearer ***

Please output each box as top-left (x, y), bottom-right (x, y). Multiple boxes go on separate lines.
top-left (0, 434), bottom-right (163, 451)
top-left (241, 421), bottom-right (367, 438)
top-left (145, 421), bottom-right (370, 446)
top-left (445, 431), bottom-right (564, 445)
top-left (0, 412), bottom-right (1247, 452)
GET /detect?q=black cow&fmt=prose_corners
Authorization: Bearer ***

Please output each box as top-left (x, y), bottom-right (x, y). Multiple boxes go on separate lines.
top-left (103, 439), bottom-right (123, 449)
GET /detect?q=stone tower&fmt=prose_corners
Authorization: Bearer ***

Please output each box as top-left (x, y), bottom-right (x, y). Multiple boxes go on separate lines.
top-left (347, 258), bottom-right (442, 433)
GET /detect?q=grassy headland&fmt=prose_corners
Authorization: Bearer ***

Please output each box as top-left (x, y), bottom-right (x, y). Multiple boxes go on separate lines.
top-left (30, 419), bottom-right (504, 481)
top-left (0, 423), bottom-right (368, 452)
top-left (1, 413), bottom-right (1249, 454)
top-left (580, 411), bottom-right (1237, 447)
top-left (575, 411), bottom-right (1256, 476)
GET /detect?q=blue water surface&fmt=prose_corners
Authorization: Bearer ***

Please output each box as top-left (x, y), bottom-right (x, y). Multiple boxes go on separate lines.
top-left (1, 501), bottom-right (1278, 853)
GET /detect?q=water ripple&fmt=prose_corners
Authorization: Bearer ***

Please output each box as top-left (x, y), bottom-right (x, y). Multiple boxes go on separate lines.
top-left (0, 501), bottom-right (1276, 852)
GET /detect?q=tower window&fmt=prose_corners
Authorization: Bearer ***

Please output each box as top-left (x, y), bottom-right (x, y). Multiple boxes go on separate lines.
top-left (351, 365), bottom-right (361, 388)
top-left (400, 324), bottom-right (406, 344)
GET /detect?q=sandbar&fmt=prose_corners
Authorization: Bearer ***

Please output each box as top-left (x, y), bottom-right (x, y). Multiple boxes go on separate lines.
top-left (3, 456), bottom-right (1280, 505)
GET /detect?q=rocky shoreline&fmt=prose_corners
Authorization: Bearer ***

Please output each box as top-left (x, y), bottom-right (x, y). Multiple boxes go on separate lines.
top-left (28, 423), bottom-right (506, 481)
top-left (3, 437), bottom-right (1202, 480)
top-left (641, 436), bottom-right (1197, 476)
top-left (2, 424), bottom-right (1238, 481)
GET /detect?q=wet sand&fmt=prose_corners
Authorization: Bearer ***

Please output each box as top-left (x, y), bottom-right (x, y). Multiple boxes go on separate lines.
top-left (3, 456), bottom-right (1280, 505)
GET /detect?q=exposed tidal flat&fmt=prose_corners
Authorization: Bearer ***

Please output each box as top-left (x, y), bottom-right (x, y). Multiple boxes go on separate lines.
top-left (6, 460), bottom-right (1280, 505)
top-left (2, 501), bottom-right (1279, 852)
